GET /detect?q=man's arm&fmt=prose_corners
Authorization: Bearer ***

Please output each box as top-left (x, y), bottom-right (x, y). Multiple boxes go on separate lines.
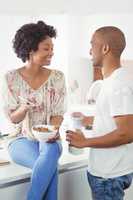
top-left (66, 115), bottom-right (133, 148)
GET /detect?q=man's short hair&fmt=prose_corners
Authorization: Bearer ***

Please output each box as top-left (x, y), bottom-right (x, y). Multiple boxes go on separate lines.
top-left (95, 26), bottom-right (126, 57)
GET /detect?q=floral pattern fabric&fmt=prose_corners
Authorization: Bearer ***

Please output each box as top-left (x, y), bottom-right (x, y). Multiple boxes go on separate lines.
top-left (2, 69), bottom-right (67, 140)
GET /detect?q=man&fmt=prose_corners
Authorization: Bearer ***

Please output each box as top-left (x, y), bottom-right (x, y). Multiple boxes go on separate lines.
top-left (66, 26), bottom-right (133, 200)
top-left (87, 79), bottom-right (103, 105)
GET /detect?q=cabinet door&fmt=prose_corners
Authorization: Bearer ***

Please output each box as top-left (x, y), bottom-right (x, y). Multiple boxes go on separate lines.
top-left (59, 167), bottom-right (92, 200)
top-left (0, 182), bottom-right (30, 200)
top-left (125, 183), bottom-right (133, 200)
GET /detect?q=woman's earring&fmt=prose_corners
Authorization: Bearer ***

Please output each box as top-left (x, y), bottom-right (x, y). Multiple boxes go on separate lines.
top-left (29, 51), bottom-right (34, 61)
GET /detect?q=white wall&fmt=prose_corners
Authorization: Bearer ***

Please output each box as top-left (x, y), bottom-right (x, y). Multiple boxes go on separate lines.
top-left (86, 14), bottom-right (133, 60)
top-left (0, 0), bottom-right (133, 15)
top-left (65, 14), bottom-right (133, 104)
top-left (67, 16), bottom-right (93, 105)
top-left (0, 13), bottom-right (133, 107)
top-left (0, 14), bottom-right (68, 73)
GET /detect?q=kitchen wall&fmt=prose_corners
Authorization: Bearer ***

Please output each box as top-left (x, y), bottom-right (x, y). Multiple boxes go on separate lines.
top-left (66, 14), bottom-right (133, 104)
top-left (0, 13), bottom-right (133, 107)
top-left (0, 15), bottom-right (68, 73)
top-left (0, 14), bottom-right (93, 106)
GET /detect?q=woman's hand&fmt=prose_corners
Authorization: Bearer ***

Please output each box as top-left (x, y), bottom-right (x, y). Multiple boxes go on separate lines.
top-left (50, 115), bottom-right (63, 127)
top-left (47, 115), bottom-right (63, 143)
top-left (10, 104), bottom-right (30, 123)
top-left (19, 103), bottom-right (30, 112)
top-left (10, 101), bottom-right (35, 124)
top-left (71, 112), bottom-right (84, 118)
top-left (47, 132), bottom-right (61, 143)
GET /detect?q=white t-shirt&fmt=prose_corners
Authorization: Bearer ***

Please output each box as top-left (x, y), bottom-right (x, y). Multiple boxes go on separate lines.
top-left (88, 66), bottom-right (133, 178)
top-left (87, 80), bottom-right (103, 104)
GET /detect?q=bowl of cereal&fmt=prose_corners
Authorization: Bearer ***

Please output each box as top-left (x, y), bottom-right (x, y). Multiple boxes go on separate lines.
top-left (32, 125), bottom-right (58, 142)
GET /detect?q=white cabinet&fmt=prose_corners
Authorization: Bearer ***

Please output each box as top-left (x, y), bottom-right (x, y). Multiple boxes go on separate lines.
top-left (0, 164), bottom-right (133, 200)
top-left (1, 167), bottom-right (133, 200)
top-left (0, 181), bottom-right (30, 200)
top-left (59, 166), bottom-right (91, 200)
top-left (0, 166), bottom-right (91, 200)
top-left (125, 183), bottom-right (133, 200)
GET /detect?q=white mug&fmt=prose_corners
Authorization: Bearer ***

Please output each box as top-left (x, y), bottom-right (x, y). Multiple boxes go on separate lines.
top-left (68, 113), bottom-right (84, 155)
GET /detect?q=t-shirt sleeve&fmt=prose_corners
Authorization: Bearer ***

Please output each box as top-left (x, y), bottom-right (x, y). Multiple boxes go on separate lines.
top-left (109, 86), bottom-right (133, 116)
top-left (87, 80), bottom-right (102, 103)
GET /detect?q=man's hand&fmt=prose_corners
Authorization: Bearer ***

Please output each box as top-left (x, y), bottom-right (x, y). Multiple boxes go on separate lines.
top-left (82, 116), bottom-right (94, 127)
top-left (71, 112), bottom-right (84, 118)
top-left (71, 112), bottom-right (94, 127)
top-left (66, 130), bottom-right (87, 148)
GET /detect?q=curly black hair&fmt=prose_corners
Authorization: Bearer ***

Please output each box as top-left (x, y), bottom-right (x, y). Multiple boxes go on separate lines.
top-left (13, 21), bottom-right (57, 62)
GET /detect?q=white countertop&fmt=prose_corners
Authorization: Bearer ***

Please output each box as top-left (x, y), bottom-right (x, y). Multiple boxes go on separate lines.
top-left (0, 105), bottom-right (94, 187)
top-left (0, 140), bottom-right (89, 186)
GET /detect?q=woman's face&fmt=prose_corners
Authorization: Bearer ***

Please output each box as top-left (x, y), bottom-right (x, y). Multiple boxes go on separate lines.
top-left (30, 36), bottom-right (54, 66)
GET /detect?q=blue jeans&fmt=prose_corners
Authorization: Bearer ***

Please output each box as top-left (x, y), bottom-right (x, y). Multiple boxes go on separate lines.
top-left (8, 138), bottom-right (62, 200)
top-left (87, 171), bottom-right (133, 200)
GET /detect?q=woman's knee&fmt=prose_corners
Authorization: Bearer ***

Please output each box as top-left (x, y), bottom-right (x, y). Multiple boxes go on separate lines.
top-left (39, 142), bottom-right (62, 157)
top-left (8, 140), bottom-right (23, 165)
top-left (8, 138), bottom-right (39, 168)
top-left (8, 138), bottom-right (25, 159)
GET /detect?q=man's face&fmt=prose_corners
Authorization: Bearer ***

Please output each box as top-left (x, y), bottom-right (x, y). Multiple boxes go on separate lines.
top-left (89, 33), bottom-right (103, 67)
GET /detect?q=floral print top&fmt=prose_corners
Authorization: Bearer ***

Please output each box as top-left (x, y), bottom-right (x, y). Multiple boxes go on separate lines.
top-left (2, 69), bottom-right (67, 140)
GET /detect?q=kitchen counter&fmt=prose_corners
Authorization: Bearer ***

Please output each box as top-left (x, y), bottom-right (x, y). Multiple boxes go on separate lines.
top-left (0, 105), bottom-right (93, 189)
top-left (0, 140), bottom-right (89, 188)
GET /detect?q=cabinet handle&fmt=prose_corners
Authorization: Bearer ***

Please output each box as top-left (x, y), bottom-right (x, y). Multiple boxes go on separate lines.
top-left (60, 164), bottom-right (88, 174)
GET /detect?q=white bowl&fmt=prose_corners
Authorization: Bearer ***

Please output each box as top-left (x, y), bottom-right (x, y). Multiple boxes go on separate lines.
top-left (32, 125), bottom-right (57, 142)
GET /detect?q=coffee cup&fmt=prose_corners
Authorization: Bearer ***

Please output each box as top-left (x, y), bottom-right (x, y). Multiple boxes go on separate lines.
top-left (68, 113), bottom-right (84, 155)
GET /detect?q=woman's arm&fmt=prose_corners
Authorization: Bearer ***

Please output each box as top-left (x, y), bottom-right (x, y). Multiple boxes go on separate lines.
top-left (10, 104), bottom-right (29, 123)
top-left (50, 71), bottom-right (66, 127)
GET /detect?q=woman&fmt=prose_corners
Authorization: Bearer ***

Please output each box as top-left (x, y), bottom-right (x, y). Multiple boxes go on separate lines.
top-left (2, 21), bottom-right (66, 200)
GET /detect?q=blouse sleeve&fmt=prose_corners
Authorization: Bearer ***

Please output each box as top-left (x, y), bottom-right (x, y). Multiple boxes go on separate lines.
top-left (51, 71), bottom-right (67, 116)
top-left (1, 73), bottom-right (19, 118)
